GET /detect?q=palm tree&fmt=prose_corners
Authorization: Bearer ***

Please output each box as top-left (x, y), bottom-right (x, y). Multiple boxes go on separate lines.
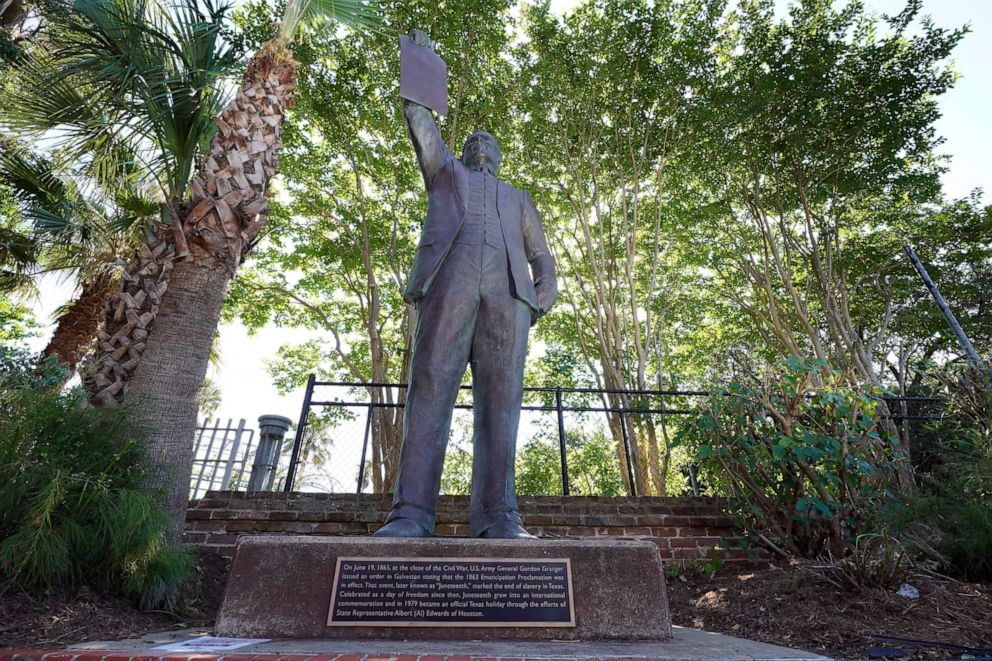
top-left (4, 0), bottom-right (238, 393)
top-left (119, 0), bottom-right (384, 534)
top-left (2, 0), bottom-right (240, 556)
top-left (4, 0), bottom-right (383, 536)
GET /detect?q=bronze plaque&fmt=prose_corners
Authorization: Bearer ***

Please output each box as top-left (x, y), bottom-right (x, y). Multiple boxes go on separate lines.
top-left (327, 557), bottom-right (575, 627)
top-left (399, 35), bottom-right (448, 116)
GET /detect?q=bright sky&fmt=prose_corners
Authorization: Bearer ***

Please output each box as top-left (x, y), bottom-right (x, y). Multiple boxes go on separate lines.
top-left (23, 0), bottom-right (992, 434)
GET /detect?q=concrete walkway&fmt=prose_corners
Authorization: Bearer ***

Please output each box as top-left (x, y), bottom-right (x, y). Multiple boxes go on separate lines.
top-left (1, 626), bottom-right (831, 661)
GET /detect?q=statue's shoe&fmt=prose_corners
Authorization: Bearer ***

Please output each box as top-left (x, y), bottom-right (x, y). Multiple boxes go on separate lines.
top-left (476, 521), bottom-right (538, 539)
top-left (373, 517), bottom-right (432, 538)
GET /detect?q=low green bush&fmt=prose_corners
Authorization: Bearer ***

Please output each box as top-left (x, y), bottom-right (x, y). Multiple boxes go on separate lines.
top-left (0, 351), bottom-right (191, 608)
top-left (675, 359), bottom-right (904, 558)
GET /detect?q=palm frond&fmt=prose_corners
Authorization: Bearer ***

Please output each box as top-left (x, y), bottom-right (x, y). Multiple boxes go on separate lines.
top-left (0, 147), bottom-right (88, 252)
top-left (281, 0), bottom-right (387, 41)
top-left (2, 143), bottom-right (102, 240)
top-left (0, 148), bottom-right (73, 219)
top-left (0, 269), bottom-right (37, 295)
top-left (3, 53), bottom-right (160, 194)
top-left (0, 225), bottom-right (39, 294)
top-left (4, 0), bottom-right (239, 202)
top-left (0, 225), bottom-right (37, 265)
top-left (22, 205), bottom-right (78, 237)
top-left (0, 141), bottom-right (153, 287)
top-left (115, 189), bottom-right (159, 216)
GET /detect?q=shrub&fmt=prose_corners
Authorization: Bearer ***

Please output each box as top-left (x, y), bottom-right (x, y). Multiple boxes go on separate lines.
top-left (885, 366), bottom-right (992, 581)
top-left (811, 532), bottom-right (912, 590)
top-left (0, 354), bottom-right (191, 608)
top-left (675, 359), bottom-right (903, 558)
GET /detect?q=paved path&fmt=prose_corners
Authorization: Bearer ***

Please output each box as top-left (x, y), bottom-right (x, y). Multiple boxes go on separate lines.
top-left (0, 626), bottom-right (830, 661)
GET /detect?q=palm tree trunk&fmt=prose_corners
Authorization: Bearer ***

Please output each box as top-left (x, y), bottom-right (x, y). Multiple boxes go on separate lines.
top-left (42, 271), bottom-right (118, 373)
top-left (178, 38), bottom-right (297, 267)
top-left (120, 37), bottom-right (299, 535)
top-left (85, 233), bottom-right (175, 405)
top-left (125, 257), bottom-right (230, 539)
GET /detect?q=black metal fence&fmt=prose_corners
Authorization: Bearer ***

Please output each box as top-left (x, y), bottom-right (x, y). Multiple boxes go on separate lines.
top-left (281, 376), bottom-right (943, 496)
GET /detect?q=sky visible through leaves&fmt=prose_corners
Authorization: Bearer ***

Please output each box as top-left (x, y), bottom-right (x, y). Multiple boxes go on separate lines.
top-left (23, 0), bottom-right (992, 448)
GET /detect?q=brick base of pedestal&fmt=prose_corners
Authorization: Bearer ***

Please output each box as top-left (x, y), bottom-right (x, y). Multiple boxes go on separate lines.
top-left (215, 536), bottom-right (671, 641)
top-left (185, 493), bottom-right (765, 566)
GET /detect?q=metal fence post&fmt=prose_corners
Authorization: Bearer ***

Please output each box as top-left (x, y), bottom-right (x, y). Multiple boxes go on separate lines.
top-left (219, 418), bottom-right (246, 490)
top-left (555, 387), bottom-right (570, 496)
top-left (191, 418), bottom-right (222, 498)
top-left (284, 374), bottom-right (316, 493)
top-left (356, 403), bottom-right (374, 494)
top-left (619, 409), bottom-right (637, 497)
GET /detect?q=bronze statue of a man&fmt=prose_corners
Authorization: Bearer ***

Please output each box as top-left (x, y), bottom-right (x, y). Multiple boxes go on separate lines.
top-left (374, 30), bottom-right (557, 539)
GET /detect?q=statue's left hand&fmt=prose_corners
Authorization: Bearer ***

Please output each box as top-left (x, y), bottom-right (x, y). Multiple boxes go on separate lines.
top-left (536, 280), bottom-right (558, 318)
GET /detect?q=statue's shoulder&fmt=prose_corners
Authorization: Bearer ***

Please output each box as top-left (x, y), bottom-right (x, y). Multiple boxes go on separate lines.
top-left (496, 177), bottom-right (528, 200)
top-left (428, 152), bottom-right (458, 184)
top-left (513, 182), bottom-right (538, 209)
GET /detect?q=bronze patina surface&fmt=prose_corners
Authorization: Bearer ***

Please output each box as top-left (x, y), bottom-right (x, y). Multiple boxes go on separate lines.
top-left (376, 30), bottom-right (559, 540)
top-left (399, 34), bottom-right (448, 116)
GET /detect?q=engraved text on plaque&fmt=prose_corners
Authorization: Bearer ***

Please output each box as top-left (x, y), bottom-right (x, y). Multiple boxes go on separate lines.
top-left (327, 557), bottom-right (574, 627)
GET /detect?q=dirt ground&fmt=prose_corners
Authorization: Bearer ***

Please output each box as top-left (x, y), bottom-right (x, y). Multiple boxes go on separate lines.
top-left (2, 553), bottom-right (990, 660)
top-left (667, 562), bottom-right (992, 660)
top-left (0, 551), bottom-right (228, 649)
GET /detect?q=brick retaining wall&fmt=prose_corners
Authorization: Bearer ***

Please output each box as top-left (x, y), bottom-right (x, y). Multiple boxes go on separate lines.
top-left (185, 492), bottom-right (760, 564)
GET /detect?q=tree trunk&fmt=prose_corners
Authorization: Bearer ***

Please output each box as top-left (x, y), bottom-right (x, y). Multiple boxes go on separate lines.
top-left (118, 37), bottom-right (298, 536)
top-left (125, 258), bottom-right (231, 539)
top-left (379, 308), bottom-right (415, 492)
top-left (42, 271), bottom-right (118, 373)
top-left (642, 416), bottom-right (665, 496)
top-left (84, 233), bottom-right (175, 405)
top-left (607, 411), bottom-right (632, 495)
top-left (86, 37), bottom-right (298, 411)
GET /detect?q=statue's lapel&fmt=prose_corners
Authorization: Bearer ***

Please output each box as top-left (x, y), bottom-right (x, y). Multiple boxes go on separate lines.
top-left (451, 157), bottom-right (469, 213)
top-left (495, 179), bottom-right (516, 224)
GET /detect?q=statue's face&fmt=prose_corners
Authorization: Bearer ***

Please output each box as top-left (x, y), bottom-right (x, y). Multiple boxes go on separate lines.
top-left (461, 131), bottom-right (502, 174)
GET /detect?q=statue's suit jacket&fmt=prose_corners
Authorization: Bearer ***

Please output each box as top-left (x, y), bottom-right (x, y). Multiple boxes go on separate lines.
top-left (402, 102), bottom-right (555, 318)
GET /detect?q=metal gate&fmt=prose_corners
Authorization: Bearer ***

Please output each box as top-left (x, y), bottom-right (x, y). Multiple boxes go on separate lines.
top-left (190, 418), bottom-right (256, 499)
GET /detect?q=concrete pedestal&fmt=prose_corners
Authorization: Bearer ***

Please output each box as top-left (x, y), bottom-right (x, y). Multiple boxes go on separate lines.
top-left (215, 536), bottom-right (672, 641)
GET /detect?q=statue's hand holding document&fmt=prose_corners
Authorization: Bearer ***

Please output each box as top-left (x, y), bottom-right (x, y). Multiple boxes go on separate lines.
top-left (399, 30), bottom-right (448, 116)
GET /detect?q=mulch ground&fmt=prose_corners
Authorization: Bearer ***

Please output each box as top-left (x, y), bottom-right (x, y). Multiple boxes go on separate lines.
top-left (667, 562), bottom-right (992, 660)
top-left (0, 552), bottom-right (228, 649)
top-left (2, 552), bottom-right (990, 660)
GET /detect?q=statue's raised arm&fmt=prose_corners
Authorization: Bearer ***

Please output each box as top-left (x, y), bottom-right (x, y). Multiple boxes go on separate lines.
top-left (402, 29), bottom-right (449, 185)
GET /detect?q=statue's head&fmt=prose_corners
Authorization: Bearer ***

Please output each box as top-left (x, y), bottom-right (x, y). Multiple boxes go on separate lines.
top-left (461, 131), bottom-right (502, 175)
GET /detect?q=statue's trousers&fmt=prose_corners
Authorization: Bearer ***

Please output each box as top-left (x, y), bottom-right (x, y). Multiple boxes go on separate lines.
top-left (387, 241), bottom-right (530, 536)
